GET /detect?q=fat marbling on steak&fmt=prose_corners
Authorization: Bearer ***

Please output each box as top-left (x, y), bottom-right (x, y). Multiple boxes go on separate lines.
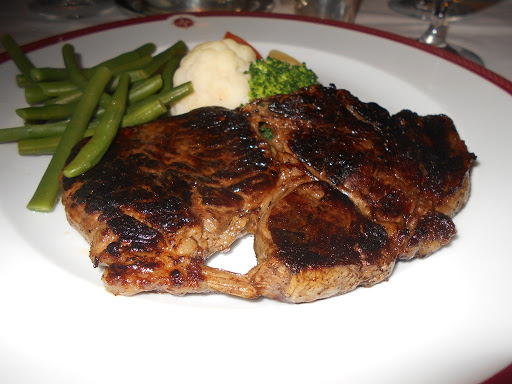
top-left (61, 85), bottom-right (475, 303)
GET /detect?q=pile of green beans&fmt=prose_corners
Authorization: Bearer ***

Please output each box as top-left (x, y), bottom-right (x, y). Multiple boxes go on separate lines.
top-left (0, 34), bottom-right (194, 212)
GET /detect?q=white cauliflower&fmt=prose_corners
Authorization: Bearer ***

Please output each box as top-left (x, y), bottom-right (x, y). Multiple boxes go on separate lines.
top-left (171, 38), bottom-right (257, 115)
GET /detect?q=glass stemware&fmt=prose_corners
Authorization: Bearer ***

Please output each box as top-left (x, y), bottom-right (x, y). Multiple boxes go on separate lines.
top-left (390, 0), bottom-right (503, 66)
top-left (417, 0), bottom-right (486, 65)
top-left (388, 0), bottom-right (501, 21)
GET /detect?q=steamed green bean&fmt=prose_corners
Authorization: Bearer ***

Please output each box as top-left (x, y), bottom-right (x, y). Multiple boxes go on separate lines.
top-left (64, 73), bottom-right (130, 177)
top-left (39, 80), bottom-right (79, 96)
top-left (26, 67), bottom-right (113, 212)
top-left (25, 86), bottom-right (51, 105)
top-left (30, 67), bottom-right (69, 82)
top-left (0, 120), bottom-right (69, 143)
top-left (0, 34), bottom-right (35, 81)
top-left (18, 136), bottom-right (62, 156)
top-left (16, 102), bottom-right (78, 121)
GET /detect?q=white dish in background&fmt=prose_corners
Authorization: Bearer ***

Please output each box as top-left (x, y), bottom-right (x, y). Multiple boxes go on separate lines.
top-left (0, 13), bottom-right (511, 384)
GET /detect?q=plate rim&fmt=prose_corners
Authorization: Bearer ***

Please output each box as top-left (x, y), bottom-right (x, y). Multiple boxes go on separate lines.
top-left (1, 11), bottom-right (511, 97)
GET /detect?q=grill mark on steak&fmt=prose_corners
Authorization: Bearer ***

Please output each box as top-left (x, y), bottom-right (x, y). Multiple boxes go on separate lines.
top-left (61, 85), bottom-right (475, 302)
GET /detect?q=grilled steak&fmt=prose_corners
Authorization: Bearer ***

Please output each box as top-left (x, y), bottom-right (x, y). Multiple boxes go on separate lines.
top-left (62, 107), bottom-right (278, 297)
top-left (61, 84), bottom-right (475, 303)
top-left (243, 85), bottom-right (475, 302)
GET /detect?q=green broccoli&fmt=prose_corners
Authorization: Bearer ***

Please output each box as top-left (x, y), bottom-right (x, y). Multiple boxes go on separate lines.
top-left (246, 57), bottom-right (318, 101)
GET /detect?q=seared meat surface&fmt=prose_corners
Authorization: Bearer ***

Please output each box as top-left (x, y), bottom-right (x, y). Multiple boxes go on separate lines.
top-left (250, 181), bottom-right (395, 303)
top-left (61, 85), bottom-right (475, 303)
top-left (62, 107), bottom-right (278, 297)
top-left (243, 86), bottom-right (473, 261)
top-left (242, 85), bottom-right (475, 302)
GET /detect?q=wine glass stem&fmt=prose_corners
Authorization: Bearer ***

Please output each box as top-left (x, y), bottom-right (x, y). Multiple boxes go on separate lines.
top-left (418, 1), bottom-right (450, 48)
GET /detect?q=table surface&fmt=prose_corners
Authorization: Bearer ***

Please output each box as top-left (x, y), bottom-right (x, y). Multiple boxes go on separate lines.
top-left (0, 0), bottom-right (511, 81)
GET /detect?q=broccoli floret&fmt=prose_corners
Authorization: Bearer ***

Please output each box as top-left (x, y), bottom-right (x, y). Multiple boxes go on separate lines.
top-left (246, 57), bottom-right (318, 101)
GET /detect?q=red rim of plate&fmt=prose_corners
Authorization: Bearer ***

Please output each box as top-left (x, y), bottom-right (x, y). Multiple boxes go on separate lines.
top-left (0, 11), bottom-right (511, 97)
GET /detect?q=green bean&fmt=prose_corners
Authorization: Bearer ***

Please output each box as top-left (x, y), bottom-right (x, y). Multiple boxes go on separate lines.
top-left (160, 54), bottom-right (183, 92)
top-left (149, 41), bottom-right (187, 73)
top-left (134, 43), bottom-right (157, 57)
top-left (0, 120), bottom-right (69, 143)
top-left (106, 55), bottom-right (153, 91)
top-left (25, 86), bottom-right (51, 105)
top-left (30, 67), bottom-right (69, 82)
top-left (16, 75), bottom-right (33, 88)
top-left (64, 73), bottom-right (129, 177)
top-left (62, 44), bottom-right (90, 89)
top-left (0, 34), bottom-right (35, 81)
top-left (122, 99), bottom-right (167, 127)
top-left (159, 81), bottom-right (193, 106)
top-left (39, 80), bottom-right (78, 96)
top-left (16, 123), bottom-right (98, 156)
top-left (26, 66), bottom-right (113, 212)
top-left (111, 54), bottom-right (153, 75)
top-left (16, 102), bottom-right (77, 121)
top-left (0, 116), bottom-right (104, 144)
top-left (89, 43), bottom-right (156, 73)
top-left (18, 136), bottom-right (62, 156)
top-left (88, 52), bottom-right (139, 75)
top-left (128, 74), bottom-right (162, 104)
top-left (125, 81), bottom-right (193, 114)
top-left (82, 127), bottom-right (95, 138)
top-left (44, 89), bottom-right (83, 105)
top-left (128, 40), bottom-right (187, 81)
top-left (62, 44), bottom-right (112, 108)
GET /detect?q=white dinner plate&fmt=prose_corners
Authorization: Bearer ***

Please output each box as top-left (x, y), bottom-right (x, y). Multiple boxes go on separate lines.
top-left (0, 12), bottom-right (511, 384)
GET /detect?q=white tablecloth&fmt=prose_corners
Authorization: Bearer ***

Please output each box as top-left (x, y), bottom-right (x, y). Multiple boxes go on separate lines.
top-left (1, 0), bottom-right (511, 81)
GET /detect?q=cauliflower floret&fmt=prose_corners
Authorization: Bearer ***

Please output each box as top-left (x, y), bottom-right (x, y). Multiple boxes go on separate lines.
top-left (171, 39), bottom-right (257, 115)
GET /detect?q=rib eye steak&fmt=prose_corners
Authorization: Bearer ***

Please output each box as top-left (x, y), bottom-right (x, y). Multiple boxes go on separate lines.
top-left (61, 84), bottom-right (475, 303)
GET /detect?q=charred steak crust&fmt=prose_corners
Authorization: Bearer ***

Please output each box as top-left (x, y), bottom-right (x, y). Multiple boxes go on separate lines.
top-left (242, 85), bottom-right (475, 262)
top-left (266, 182), bottom-right (390, 272)
top-left (61, 85), bottom-right (475, 302)
top-left (61, 107), bottom-right (279, 296)
top-left (249, 181), bottom-right (395, 303)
